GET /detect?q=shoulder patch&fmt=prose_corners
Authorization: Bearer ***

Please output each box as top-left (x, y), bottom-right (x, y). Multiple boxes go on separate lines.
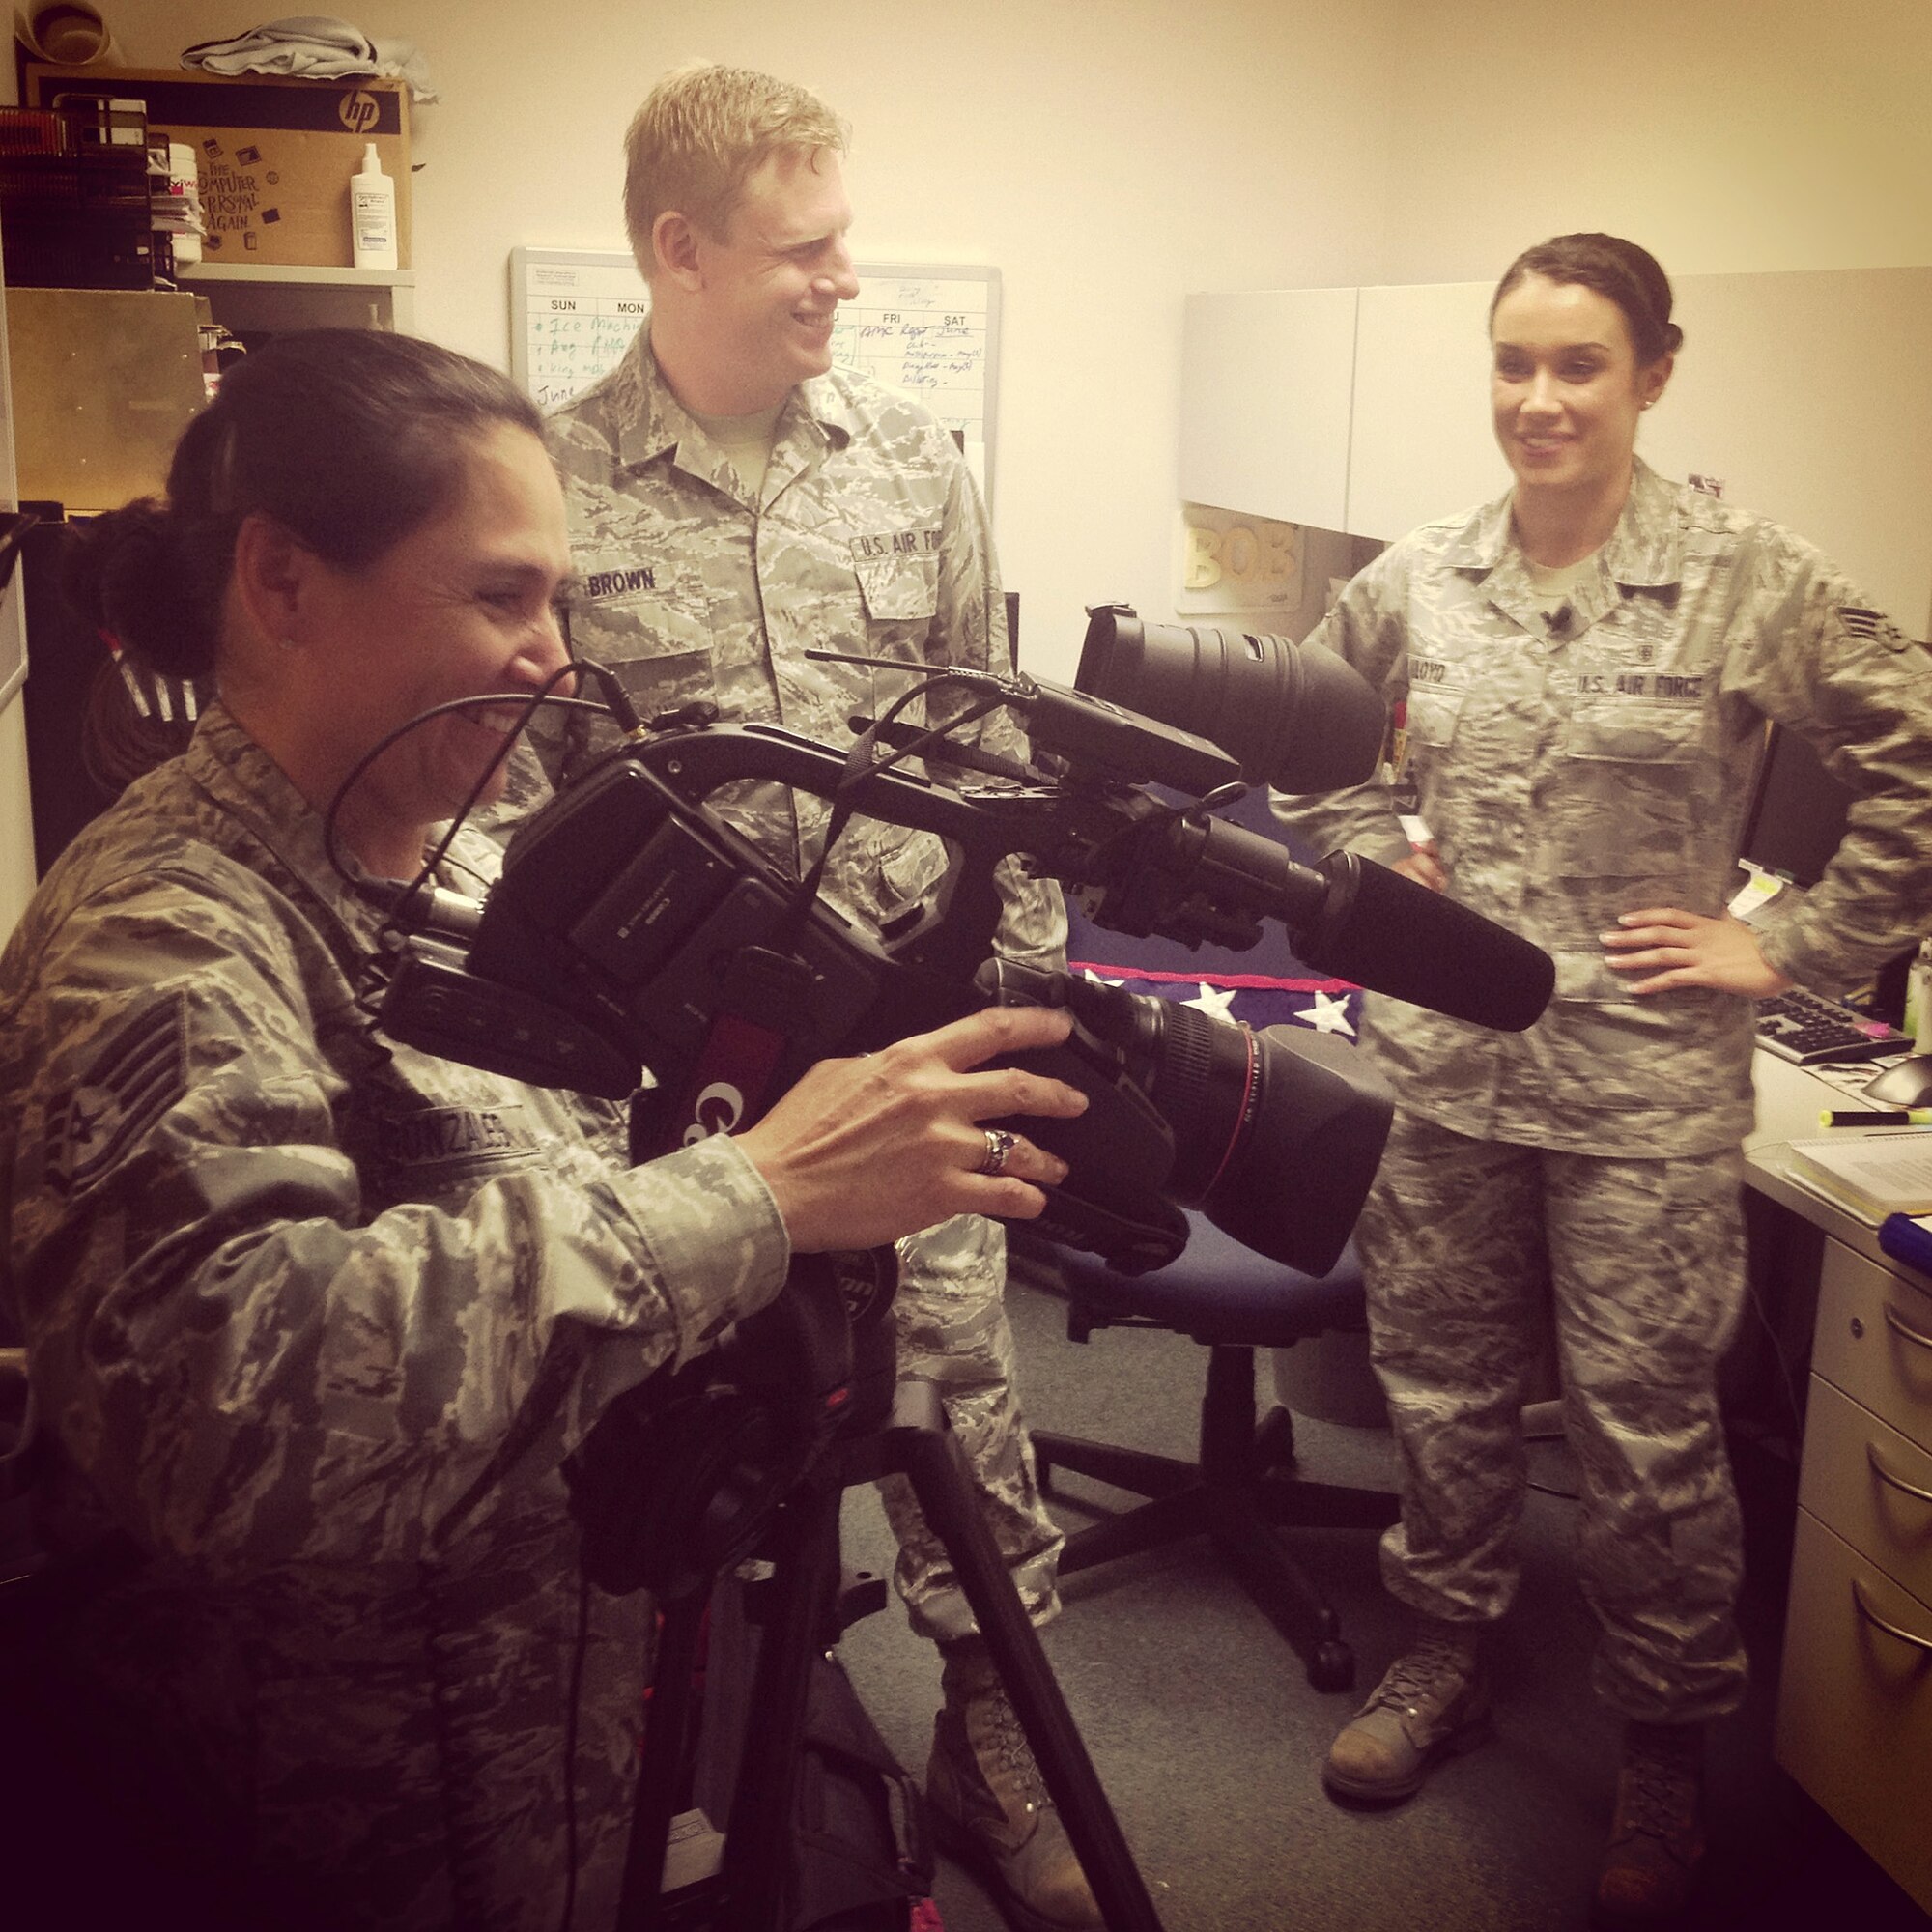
top-left (1837, 606), bottom-right (1913, 652)
top-left (45, 993), bottom-right (188, 1198)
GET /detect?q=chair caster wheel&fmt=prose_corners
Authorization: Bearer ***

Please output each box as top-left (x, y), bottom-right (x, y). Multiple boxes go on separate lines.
top-left (1254, 1404), bottom-right (1297, 1472)
top-left (1309, 1641), bottom-right (1355, 1693)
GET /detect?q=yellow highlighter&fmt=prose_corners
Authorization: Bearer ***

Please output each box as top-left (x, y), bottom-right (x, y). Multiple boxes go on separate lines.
top-left (1820, 1107), bottom-right (1932, 1126)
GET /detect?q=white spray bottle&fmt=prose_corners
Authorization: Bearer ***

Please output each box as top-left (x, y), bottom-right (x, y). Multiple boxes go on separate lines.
top-left (350, 141), bottom-right (397, 270)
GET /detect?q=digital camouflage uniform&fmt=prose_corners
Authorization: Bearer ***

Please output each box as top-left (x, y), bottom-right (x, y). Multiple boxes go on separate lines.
top-left (532, 333), bottom-right (1068, 1643)
top-left (1273, 459), bottom-right (1932, 1721)
top-left (0, 708), bottom-right (795, 1929)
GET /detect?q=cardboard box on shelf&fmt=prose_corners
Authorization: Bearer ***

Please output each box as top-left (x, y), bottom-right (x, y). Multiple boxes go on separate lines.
top-left (23, 64), bottom-right (410, 270)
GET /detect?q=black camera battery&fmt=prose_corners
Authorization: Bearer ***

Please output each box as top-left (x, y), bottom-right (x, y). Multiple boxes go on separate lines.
top-left (568, 813), bottom-right (733, 985)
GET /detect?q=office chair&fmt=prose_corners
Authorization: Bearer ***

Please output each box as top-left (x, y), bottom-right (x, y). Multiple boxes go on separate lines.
top-left (1027, 785), bottom-right (1402, 1692)
top-left (1028, 1214), bottom-right (1399, 1693)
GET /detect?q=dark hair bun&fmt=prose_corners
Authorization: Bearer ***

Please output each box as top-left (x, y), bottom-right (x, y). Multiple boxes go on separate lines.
top-left (1492, 232), bottom-right (1682, 366)
top-left (65, 498), bottom-right (220, 681)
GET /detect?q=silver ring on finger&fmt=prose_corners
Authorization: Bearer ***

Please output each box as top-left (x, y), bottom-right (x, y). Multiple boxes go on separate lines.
top-left (975, 1127), bottom-right (1018, 1177)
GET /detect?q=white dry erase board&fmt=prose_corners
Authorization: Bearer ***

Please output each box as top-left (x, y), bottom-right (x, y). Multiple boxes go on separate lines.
top-left (508, 247), bottom-right (1001, 496)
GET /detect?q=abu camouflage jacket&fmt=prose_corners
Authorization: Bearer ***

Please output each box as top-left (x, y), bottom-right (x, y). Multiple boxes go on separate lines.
top-left (1273, 460), bottom-right (1932, 1155)
top-left (535, 331), bottom-right (1064, 971)
top-left (0, 706), bottom-right (791, 1926)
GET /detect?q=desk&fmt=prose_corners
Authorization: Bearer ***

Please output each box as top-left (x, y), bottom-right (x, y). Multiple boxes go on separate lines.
top-left (1745, 1050), bottom-right (1932, 1914)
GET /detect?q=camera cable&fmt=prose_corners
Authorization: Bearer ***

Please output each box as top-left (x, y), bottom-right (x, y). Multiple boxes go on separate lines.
top-left (320, 657), bottom-right (638, 1016)
top-left (772, 668), bottom-right (1006, 949)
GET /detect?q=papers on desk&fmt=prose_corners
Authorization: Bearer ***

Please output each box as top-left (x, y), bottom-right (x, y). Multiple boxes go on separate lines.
top-left (1783, 1131), bottom-right (1932, 1224)
top-left (1804, 1052), bottom-right (1915, 1099)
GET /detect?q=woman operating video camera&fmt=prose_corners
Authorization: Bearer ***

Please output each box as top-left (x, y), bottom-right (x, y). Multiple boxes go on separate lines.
top-left (0, 329), bottom-right (1088, 1929)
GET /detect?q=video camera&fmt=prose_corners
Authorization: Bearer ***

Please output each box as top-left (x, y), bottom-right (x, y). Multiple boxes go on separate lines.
top-left (377, 608), bottom-right (1554, 1279)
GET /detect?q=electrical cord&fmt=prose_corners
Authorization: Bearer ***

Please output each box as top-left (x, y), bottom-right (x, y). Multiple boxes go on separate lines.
top-left (320, 676), bottom-right (597, 893)
top-left (1743, 1260), bottom-right (1806, 1444)
top-left (323, 658), bottom-right (650, 1022)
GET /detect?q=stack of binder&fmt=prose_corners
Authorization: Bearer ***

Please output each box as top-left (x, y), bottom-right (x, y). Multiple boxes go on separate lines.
top-left (1785, 1131), bottom-right (1932, 1225)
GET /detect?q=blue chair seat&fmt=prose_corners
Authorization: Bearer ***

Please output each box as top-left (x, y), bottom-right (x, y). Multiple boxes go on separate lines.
top-left (1054, 1220), bottom-right (1370, 1349)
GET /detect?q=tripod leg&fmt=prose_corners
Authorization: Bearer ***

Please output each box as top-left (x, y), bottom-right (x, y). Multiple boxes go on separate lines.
top-left (864, 1379), bottom-right (1168, 1932)
top-left (619, 1588), bottom-right (707, 1929)
top-left (718, 1473), bottom-right (845, 1930)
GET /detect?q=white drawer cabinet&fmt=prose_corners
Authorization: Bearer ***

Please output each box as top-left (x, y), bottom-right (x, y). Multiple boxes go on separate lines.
top-left (1776, 1511), bottom-right (1932, 1913)
top-left (1776, 1233), bottom-right (1932, 1914)
top-left (1808, 1238), bottom-right (1932, 1432)
top-left (1797, 1377), bottom-right (1932, 1605)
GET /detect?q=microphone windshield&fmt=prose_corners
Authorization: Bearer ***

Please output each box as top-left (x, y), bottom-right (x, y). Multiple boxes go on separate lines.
top-left (1309, 854), bottom-right (1554, 1032)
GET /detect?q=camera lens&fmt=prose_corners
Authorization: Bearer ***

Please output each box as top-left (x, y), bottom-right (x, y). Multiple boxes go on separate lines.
top-left (1075, 608), bottom-right (1385, 794)
top-left (1116, 995), bottom-right (1262, 1204)
top-left (1104, 991), bottom-right (1392, 1276)
top-left (1200, 1025), bottom-right (1392, 1274)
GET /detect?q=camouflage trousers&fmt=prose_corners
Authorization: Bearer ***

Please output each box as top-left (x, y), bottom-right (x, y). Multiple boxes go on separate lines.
top-left (880, 1211), bottom-right (1064, 1643)
top-left (1356, 1110), bottom-right (1749, 1724)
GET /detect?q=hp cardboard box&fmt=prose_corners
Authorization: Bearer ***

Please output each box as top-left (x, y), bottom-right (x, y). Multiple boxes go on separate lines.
top-left (24, 64), bottom-right (411, 269)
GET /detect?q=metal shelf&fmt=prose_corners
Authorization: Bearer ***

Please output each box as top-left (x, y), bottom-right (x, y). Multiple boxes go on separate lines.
top-left (179, 263), bottom-right (414, 288)
top-left (175, 262), bottom-right (414, 334)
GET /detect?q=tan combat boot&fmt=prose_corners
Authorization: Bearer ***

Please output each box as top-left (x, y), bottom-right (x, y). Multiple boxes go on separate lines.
top-left (1323, 1622), bottom-right (1492, 1803)
top-left (1591, 1719), bottom-right (1706, 1928)
top-left (924, 1641), bottom-right (1102, 1932)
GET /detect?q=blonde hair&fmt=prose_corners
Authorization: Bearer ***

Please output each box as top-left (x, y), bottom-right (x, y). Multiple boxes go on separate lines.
top-left (622, 62), bottom-right (848, 266)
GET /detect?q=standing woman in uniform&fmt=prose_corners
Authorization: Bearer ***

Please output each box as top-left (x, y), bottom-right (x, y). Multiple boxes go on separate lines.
top-left (1271, 233), bottom-right (1932, 1928)
top-left (0, 328), bottom-right (1087, 1930)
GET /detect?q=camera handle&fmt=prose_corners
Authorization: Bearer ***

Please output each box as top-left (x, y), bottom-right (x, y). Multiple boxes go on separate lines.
top-left (615, 1374), bottom-right (1166, 1932)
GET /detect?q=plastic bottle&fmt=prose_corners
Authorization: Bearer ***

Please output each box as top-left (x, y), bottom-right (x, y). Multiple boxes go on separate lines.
top-left (350, 142), bottom-right (397, 270)
top-left (1907, 937), bottom-right (1932, 1051)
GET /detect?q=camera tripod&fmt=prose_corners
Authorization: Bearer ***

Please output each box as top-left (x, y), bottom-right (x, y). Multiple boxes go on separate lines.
top-left (612, 1374), bottom-right (1168, 1932)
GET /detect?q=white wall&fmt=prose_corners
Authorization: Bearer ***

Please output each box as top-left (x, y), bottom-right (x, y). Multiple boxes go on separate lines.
top-left (0, 703), bottom-right (34, 934)
top-left (1378, 0), bottom-right (1932, 284)
top-left (6, 1), bottom-right (1929, 908)
top-left (92, 0), bottom-right (1404, 678)
top-left (43, 1), bottom-right (1932, 669)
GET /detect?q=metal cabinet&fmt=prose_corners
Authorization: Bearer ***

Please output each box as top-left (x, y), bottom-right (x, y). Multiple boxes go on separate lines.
top-left (1179, 284), bottom-right (1356, 532)
top-left (1775, 1236), bottom-right (1932, 1914)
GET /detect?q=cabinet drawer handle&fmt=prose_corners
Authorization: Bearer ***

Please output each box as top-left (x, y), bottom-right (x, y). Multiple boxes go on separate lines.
top-left (1866, 1442), bottom-right (1932, 1504)
top-left (1883, 1301), bottom-right (1932, 1351)
top-left (1851, 1577), bottom-right (1932, 1654)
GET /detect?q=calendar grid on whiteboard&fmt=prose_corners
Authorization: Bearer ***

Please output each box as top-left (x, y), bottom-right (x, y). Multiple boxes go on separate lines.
top-left (509, 248), bottom-right (1000, 499)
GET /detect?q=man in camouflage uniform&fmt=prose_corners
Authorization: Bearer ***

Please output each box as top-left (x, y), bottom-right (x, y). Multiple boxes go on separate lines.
top-left (1274, 452), bottom-right (1932, 1914)
top-left (522, 63), bottom-right (1095, 1932)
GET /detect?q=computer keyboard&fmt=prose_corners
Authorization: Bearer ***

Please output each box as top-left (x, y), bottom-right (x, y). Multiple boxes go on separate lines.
top-left (1753, 987), bottom-right (1912, 1065)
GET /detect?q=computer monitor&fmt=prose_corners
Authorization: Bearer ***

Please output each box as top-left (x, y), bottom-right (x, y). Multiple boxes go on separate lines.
top-left (1737, 723), bottom-right (1916, 1022)
top-left (1735, 723), bottom-right (1854, 890)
